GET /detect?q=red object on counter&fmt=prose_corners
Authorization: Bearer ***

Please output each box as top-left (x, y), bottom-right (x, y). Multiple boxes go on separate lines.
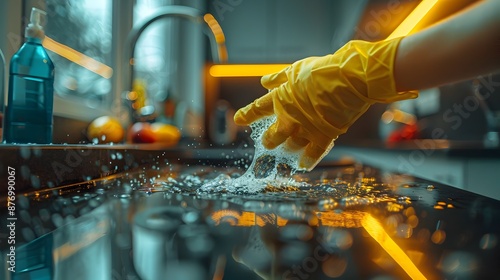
top-left (387, 123), bottom-right (420, 144)
top-left (127, 122), bottom-right (158, 143)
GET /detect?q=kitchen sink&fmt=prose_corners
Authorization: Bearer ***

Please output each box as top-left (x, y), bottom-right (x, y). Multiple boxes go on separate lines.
top-left (1, 144), bottom-right (500, 279)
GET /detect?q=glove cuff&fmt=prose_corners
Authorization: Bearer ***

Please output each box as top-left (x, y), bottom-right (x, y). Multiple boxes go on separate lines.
top-left (354, 38), bottom-right (419, 103)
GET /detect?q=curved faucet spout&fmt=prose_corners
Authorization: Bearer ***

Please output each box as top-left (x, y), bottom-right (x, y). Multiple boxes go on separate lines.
top-left (121, 5), bottom-right (227, 124)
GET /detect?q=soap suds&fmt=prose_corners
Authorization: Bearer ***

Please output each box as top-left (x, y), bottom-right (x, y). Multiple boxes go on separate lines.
top-left (199, 116), bottom-right (303, 194)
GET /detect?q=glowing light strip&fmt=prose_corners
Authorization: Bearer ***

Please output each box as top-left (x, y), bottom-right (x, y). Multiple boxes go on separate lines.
top-left (43, 36), bottom-right (113, 79)
top-left (209, 64), bottom-right (290, 77)
top-left (387, 0), bottom-right (439, 40)
top-left (361, 214), bottom-right (427, 280)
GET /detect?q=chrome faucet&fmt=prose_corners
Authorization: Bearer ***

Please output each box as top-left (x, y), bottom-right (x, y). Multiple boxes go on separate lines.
top-left (1, 48), bottom-right (5, 111)
top-left (120, 5), bottom-right (227, 136)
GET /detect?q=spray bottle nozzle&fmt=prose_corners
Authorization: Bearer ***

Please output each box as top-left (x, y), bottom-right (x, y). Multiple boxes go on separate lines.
top-left (25, 7), bottom-right (46, 39)
top-left (30, 8), bottom-right (46, 27)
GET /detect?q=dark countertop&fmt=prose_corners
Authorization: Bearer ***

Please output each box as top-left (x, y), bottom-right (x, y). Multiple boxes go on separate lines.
top-left (2, 139), bottom-right (499, 196)
top-left (0, 142), bottom-right (255, 195)
top-left (2, 161), bottom-right (500, 280)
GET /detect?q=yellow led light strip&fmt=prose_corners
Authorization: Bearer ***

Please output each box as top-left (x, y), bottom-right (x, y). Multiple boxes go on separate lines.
top-left (387, 0), bottom-right (439, 40)
top-left (361, 214), bottom-right (427, 280)
top-left (43, 36), bottom-right (113, 79)
top-left (209, 64), bottom-right (290, 77)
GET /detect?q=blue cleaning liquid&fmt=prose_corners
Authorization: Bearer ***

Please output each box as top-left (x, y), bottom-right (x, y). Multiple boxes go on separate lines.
top-left (3, 37), bottom-right (54, 144)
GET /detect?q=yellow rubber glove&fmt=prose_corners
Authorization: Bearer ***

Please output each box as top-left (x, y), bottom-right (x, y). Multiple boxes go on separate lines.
top-left (234, 38), bottom-right (418, 171)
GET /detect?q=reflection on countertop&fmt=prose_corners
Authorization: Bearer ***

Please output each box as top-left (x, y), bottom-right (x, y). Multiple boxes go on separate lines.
top-left (2, 163), bottom-right (500, 280)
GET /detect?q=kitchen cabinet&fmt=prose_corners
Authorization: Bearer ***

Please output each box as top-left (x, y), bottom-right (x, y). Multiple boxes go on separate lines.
top-left (208, 0), bottom-right (367, 63)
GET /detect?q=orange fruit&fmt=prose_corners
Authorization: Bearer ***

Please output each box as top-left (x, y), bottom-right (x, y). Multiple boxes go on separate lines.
top-left (87, 116), bottom-right (125, 144)
top-left (151, 123), bottom-right (181, 147)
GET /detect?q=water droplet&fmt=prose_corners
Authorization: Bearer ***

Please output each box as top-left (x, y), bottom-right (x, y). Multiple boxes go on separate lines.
top-left (243, 201), bottom-right (266, 212)
top-left (396, 223), bottom-right (413, 238)
top-left (19, 210), bottom-right (31, 223)
top-left (18, 195), bottom-right (30, 209)
top-left (183, 211), bottom-right (200, 224)
top-left (22, 227), bottom-right (36, 242)
top-left (480, 234), bottom-right (498, 250)
top-left (20, 146), bottom-right (31, 159)
top-left (322, 256), bottom-right (348, 278)
top-left (431, 229), bottom-right (446, 244)
top-left (39, 208), bottom-right (51, 222)
top-left (51, 213), bottom-right (64, 227)
top-left (116, 194), bottom-right (131, 199)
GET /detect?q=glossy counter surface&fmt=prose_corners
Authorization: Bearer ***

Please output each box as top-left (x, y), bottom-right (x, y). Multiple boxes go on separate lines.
top-left (2, 161), bottom-right (499, 280)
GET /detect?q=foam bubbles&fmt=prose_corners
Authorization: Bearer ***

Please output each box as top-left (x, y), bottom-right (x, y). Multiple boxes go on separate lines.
top-left (199, 116), bottom-right (303, 193)
top-left (248, 116), bottom-right (301, 171)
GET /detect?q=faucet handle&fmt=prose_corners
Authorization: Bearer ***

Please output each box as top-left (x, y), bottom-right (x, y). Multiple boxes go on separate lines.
top-left (472, 79), bottom-right (500, 148)
top-left (209, 99), bottom-right (236, 145)
top-left (484, 111), bottom-right (500, 148)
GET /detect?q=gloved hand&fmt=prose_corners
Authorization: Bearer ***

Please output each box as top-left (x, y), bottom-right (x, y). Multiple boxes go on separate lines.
top-left (234, 38), bottom-right (418, 171)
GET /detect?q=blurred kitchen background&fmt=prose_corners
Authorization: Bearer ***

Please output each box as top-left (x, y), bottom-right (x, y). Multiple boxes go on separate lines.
top-left (1, 0), bottom-right (499, 198)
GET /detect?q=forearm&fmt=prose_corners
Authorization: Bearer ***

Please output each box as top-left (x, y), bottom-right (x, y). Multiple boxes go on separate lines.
top-left (394, 0), bottom-right (500, 91)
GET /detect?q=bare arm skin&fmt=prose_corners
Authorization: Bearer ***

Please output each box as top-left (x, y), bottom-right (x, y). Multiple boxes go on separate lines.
top-left (395, 0), bottom-right (500, 91)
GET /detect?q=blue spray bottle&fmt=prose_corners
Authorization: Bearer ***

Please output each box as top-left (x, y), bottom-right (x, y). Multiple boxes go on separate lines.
top-left (3, 8), bottom-right (55, 144)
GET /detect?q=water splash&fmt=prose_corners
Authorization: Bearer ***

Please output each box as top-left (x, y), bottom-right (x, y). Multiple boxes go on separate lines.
top-left (199, 116), bottom-right (304, 193)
